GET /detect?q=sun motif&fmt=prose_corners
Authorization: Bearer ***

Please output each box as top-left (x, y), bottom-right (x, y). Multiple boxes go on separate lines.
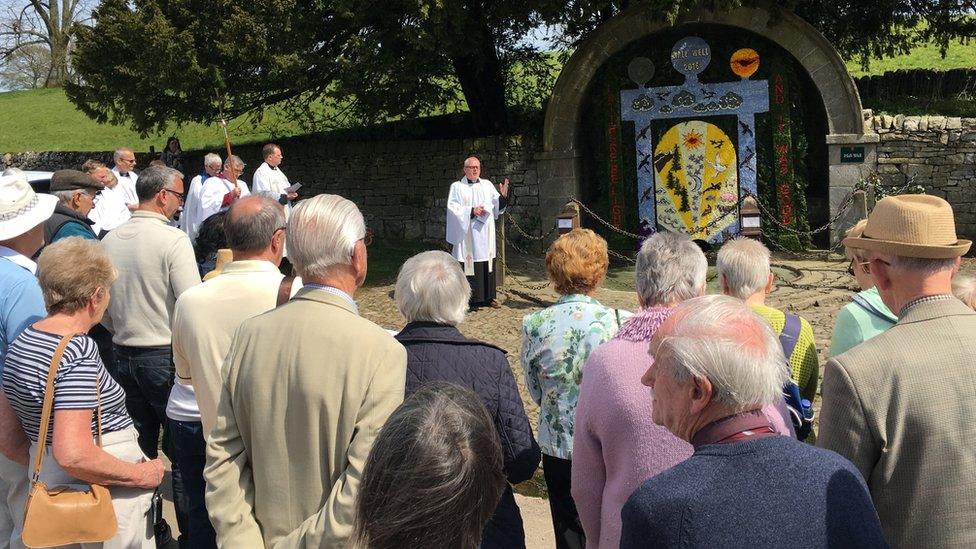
top-left (682, 130), bottom-right (703, 149)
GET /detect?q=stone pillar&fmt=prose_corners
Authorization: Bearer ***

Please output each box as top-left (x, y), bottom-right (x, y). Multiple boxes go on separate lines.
top-left (533, 150), bottom-right (582, 237)
top-left (825, 132), bottom-right (879, 248)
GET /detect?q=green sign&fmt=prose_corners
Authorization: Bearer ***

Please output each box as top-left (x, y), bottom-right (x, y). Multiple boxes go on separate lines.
top-left (840, 146), bottom-right (865, 163)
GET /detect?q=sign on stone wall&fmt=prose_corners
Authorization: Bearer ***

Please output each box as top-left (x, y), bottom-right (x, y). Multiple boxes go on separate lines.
top-left (620, 37), bottom-right (769, 242)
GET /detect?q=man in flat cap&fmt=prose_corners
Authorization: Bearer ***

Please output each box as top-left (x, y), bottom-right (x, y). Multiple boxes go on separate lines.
top-left (818, 194), bottom-right (975, 548)
top-left (44, 169), bottom-right (104, 243)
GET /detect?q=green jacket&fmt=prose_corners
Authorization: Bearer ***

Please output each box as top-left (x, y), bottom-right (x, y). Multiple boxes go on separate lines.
top-left (828, 286), bottom-right (897, 358)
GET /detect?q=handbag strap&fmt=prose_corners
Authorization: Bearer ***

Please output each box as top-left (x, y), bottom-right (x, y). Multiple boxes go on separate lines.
top-left (31, 334), bottom-right (102, 483)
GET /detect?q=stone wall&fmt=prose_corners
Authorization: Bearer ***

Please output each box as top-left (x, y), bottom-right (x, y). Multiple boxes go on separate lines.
top-left (2, 135), bottom-right (543, 244)
top-left (871, 115), bottom-right (976, 240)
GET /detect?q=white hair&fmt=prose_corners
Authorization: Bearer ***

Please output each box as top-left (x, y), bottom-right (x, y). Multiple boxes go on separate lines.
top-left (636, 231), bottom-right (707, 306)
top-left (204, 153), bottom-right (222, 169)
top-left (52, 190), bottom-right (80, 206)
top-left (288, 194), bottom-right (366, 280)
top-left (113, 147), bottom-right (132, 162)
top-left (395, 251), bottom-right (470, 325)
top-left (716, 237), bottom-right (771, 299)
top-left (953, 274), bottom-right (976, 310)
top-left (223, 155), bottom-right (244, 170)
top-left (652, 295), bottom-right (790, 410)
top-left (1, 168), bottom-right (24, 177)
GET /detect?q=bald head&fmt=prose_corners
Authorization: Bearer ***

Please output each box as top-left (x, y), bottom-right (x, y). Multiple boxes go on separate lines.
top-left (462, 156), bottom-right (481, 181)
top-left (224, 195), bottom-right (286, 261)
top-left (648, 295), bottom-right (789, 411)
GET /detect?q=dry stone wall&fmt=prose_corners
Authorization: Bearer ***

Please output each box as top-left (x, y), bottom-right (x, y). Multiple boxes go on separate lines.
top-left (870, 115), bottom-right (976, 240)
top-left (2, 135), bottom-right (542, 245)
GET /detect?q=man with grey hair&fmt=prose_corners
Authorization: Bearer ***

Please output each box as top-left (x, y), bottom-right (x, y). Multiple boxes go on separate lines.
top-left (716, 237), bottom-right (820, 405)
top-left (198, 155), bottom-right (250, 232)
top-left (205, 194), bottom-right (406, 547)
top-left (167, 195), bottom-right (298, 549)
top-left (102, 164), bottom-right (201, 545)
top-left (181, 152), bottom-right (223, 243)
top-left (111, 146), bottom-right (140, 208)
top-left (43, 169), bottom-right (104, 242)
top-left (619, 295), bottom-right (886, 548)
top-left (573, 232), bottom-right (792, 548)
top-left (819, 194), bottom-right (976, 547)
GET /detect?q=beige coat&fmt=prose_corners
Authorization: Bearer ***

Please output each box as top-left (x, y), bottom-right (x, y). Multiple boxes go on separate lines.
top-left (204, 288), bottom-right (406, 548)
top-left (818, 298), bottom-right (976, 548)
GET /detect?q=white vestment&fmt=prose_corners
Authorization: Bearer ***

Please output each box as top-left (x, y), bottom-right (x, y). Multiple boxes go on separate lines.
top-left (88, 184), bottom-right (131, 234)
top-left (446, 178), bottom-right (503, 275)
top-left (181, 173), bottom-right (207, 243)
top-left (252, 162), bottom-right (291, 213)
top-left (111, 167), bottom-right (139, 205)
top-left (198, 176), bottom-right (251, 228)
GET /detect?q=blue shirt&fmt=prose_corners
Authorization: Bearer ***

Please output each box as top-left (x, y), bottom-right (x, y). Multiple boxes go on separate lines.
top-left (0, 251), bottom-right (47, 368)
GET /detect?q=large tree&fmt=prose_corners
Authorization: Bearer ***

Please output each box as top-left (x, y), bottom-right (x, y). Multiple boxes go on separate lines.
top-left (1, 0), bottom-right (93, 87)
top-left (66, 0), bottom-right (976, 135)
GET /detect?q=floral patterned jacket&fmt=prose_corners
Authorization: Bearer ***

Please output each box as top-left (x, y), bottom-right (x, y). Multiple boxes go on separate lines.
top-left (520, 294), bottom-right (632, 459)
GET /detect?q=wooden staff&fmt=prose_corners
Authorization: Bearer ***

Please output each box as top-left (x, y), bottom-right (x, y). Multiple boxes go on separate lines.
top-left (219, 119), bottom-right (241, 194)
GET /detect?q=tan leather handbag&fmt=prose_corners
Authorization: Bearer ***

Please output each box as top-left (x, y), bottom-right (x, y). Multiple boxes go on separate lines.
top-left (22, 334), bottom-right (118, 548)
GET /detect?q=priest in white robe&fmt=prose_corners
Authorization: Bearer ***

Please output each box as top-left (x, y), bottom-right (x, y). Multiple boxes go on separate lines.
top-left (181, 152), bottom-right (223, 243)
top-left (446, 156), bottom-right (510, 308)
top-left (198, 156), bottom-right (251, 233)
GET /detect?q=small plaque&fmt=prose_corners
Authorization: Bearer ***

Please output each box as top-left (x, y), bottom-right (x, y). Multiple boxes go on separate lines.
top-left (557, 218), bottom-right (574, 229)
top-left (742, 216), bottom-right (761, 228)
top-left (840, 146), bottom-right (865, 163)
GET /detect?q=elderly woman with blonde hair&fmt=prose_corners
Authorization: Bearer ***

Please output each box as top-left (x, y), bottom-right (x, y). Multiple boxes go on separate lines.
top-left (393, 250), bottom-right (539, 548)
top-left (0, 237), bottom-right (163, 548)
top-left (520, 228), bottom-right (631, 549)
top-left (828, 219), bottom-right (898, 357)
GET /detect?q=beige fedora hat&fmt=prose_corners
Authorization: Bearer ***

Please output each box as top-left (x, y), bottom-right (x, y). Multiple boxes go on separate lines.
top-left (844, 194), bottom-right (971, 259)
top-left (0, 173), bottom-right (58, 241)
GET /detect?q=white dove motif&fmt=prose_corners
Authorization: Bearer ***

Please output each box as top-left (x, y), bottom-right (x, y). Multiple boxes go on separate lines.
top-left (707, 154), bottom-right (727, 174)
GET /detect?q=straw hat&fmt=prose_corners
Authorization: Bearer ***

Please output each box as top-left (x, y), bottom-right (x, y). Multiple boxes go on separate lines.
top-left (0, 173), bottom-right (58, 241)
top-left (843, 195), bottom-right (971, 259)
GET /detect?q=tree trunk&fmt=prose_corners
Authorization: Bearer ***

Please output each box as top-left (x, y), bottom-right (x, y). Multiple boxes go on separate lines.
top-left (45, 38), bottom-right (68, 87)
top-left (447, 14), bottom-right (509, 134)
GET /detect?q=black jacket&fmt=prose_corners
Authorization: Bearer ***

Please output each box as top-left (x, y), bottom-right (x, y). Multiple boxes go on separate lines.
top-left (42, 204), bottom-right (97, 243)
top-left (396, 322), bottom-right (541, 549)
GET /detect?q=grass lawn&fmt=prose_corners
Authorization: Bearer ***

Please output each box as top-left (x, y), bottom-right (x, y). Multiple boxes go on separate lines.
top-left (845, 38), bottom-right (976, 77)
top-left (0, 88), bottom-right (328, 153)
top-left (363, 239), bottom-right (433, 287)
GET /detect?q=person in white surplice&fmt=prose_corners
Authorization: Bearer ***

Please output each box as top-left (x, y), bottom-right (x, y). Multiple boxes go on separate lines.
top-left (446, 156), bottom-right (510, 308)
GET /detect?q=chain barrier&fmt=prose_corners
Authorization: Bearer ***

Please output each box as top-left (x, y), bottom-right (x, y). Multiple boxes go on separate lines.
top-left (568, 199), bottom-right (644, 239)
top-left (607, 248), bottom-right (636, 264)
top-left (506, 214), bottom-right (557, 242)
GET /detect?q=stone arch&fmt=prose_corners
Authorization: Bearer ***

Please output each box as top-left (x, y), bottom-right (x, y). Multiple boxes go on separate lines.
top-left (543, 5), bottom-right (863, 153)
top-left (535, 5), bottom-right (873, 245)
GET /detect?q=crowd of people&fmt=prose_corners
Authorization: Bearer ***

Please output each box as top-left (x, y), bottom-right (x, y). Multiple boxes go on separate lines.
top-left (0, 149), bottom-right (972, 549)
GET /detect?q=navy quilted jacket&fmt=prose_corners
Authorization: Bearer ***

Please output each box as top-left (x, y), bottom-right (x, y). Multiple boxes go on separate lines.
top-left (396, 322), bottom-right (542, 549)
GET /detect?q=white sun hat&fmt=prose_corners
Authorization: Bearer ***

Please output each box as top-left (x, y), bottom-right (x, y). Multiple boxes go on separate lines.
top-left (0, 172), bottom-right (58, 241)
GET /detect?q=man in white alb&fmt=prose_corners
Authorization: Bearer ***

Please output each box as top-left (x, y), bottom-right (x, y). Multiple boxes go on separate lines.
top-left (446, 156), bottom-right (510, 308)
top-left (83, 160), bottom-right (131, 235)
top-left (111, 147), bottom-right (140, 210)
top-left (252, 143), bottom-right (298, 209)
top-left (181, 153), bottom-right (223, 243)
top-left (198, 155), bottom-right (251, 228)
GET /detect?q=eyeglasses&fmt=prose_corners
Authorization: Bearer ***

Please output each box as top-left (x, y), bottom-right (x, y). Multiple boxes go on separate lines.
top-left (362, 227), bottom-right (374, 247)
top-left (847, 258), bottom-right (871, 275)
top-left (161, 188), bottom-right (186, 204)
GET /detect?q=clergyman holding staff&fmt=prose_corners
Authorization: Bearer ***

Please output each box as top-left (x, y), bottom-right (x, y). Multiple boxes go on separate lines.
top-left (446, 156), bottom-right (510, 309)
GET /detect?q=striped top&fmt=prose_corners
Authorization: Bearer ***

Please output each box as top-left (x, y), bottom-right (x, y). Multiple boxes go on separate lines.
top-left (2, 327), bottom-right (132, 444)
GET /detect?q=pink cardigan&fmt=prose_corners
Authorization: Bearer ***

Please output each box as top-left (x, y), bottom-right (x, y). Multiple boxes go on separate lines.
top-left (571, 307), bottom-right (795, 548)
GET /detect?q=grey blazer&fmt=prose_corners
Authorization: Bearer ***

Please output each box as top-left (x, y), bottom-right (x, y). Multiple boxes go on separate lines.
top-left (818, 297), bottom-right (976, 548)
